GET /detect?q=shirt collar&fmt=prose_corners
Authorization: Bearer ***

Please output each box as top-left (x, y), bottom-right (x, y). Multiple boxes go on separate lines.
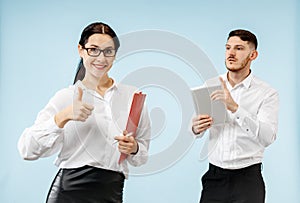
top-left (241, 73), bottom-right (253, 89)
top-left (223, 72), bottom-right (253, 89)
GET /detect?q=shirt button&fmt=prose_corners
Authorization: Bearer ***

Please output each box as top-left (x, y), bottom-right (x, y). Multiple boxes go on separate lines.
top-left (237, 117), bottom-right (240, 119)
top-left (246, 129), bottom-right (249, 131)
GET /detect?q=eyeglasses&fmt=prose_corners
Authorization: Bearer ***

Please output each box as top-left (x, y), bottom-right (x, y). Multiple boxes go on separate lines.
top-left (83, 47), bottom-right (116, 57)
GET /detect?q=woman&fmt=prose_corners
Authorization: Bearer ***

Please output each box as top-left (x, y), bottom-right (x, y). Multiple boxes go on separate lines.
top-left (18, 22), bottom-right (151, 203)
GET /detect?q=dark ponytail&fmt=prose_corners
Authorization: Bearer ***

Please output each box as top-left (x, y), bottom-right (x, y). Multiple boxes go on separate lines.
top-left (73, 59), bottom-right (85, 84)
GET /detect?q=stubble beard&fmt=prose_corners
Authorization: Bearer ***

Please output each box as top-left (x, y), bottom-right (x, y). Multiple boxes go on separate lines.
top-left (225, 54), bottom-right (251, 73)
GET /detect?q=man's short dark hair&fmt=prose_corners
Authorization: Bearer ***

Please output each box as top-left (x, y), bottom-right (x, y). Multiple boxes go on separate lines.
top-left (228, 29), bottom-right (258, 50)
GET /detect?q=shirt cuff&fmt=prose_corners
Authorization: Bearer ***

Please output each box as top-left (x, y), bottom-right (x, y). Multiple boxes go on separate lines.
top-left (232, 106), bottom-right (245, 123)
top-left (127, 141), bottom-right (148, 166)
top-left (231, 107), bottom-right (252, 134)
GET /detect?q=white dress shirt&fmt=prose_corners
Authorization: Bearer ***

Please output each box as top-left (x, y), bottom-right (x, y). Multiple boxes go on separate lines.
top-left (18, 80), bottom-right (151, 178)
top-left (197, 73), bottom-right (279, 169)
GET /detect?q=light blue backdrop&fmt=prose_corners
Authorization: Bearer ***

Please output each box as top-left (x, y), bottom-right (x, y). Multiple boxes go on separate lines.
top-left (0, 0), bottom-right (299, 202)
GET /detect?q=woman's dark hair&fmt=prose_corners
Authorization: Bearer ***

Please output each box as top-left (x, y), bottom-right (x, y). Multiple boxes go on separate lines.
top-left (227, 29), bottom-right (258, 50)
top-left (73, 22), bottom-right (120, 84)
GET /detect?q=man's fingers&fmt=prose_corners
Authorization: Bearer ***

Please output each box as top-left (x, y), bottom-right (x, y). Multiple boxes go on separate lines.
top-left (193, 114), bottom-right (210, 122)
top-left (199, 114), bottom-right (210, 119)
top-left (193, 119), bottom-right (213, 133)
top-left (193, 118), bottom-right (212, 126)
top-left (210, 89), bottom-right (224, 101)
top-left (219, 77), bottom-right (228, 90)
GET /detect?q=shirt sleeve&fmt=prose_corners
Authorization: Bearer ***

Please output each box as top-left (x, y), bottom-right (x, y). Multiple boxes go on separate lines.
top-left (126, 104), bottom-right (151, 166)
top-left (17, 90), bottom-right (68, 160)
top-left (232, 89), bottom-right (279, 147)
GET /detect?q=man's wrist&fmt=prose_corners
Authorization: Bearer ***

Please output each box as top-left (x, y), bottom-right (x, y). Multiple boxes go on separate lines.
top-left (230, 103), bottom-right (238, 113)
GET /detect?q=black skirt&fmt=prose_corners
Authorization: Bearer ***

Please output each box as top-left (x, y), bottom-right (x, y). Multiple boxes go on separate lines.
top-left (46, 165), bottom-right (125, 203)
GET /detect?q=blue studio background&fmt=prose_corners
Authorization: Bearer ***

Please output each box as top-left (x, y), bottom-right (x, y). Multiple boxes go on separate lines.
top-left (1, 0), bottom-right (299, 202)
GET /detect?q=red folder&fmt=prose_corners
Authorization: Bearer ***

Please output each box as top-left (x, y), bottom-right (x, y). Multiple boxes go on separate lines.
top-left (118, 92), bottom-right (146, 164)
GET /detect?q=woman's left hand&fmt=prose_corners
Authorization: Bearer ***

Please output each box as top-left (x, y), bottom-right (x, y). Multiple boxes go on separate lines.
top-left (114, 131), bottom-right (138, 155)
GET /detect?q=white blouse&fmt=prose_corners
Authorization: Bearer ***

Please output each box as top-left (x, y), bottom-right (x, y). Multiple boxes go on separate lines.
top-left (18, 80), bottom-right (151, 178)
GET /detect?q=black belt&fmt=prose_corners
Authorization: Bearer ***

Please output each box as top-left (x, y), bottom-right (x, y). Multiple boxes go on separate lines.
top-left (209, 163), bottom-right (262, 174)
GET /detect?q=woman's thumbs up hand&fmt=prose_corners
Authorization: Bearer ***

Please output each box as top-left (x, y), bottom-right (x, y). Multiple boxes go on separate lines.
top-left (55, 87), bottom-right (94, 128)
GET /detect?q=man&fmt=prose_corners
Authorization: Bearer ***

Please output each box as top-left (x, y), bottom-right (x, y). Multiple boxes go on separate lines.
top-left (192, 29), bottom-right (279, 203)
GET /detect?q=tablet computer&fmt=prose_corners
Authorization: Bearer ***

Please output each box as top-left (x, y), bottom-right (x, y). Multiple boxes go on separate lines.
top-left (191, 85), bottom-right (227, 125)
